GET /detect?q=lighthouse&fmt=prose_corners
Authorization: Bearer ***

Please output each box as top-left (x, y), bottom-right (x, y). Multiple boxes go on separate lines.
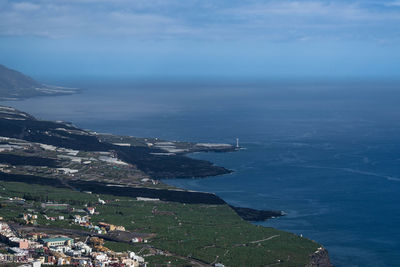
top-left (236, 138), bottom-right (239, 148)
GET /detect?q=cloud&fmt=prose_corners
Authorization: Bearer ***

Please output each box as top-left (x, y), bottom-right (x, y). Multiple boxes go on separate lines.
top-left (386, 1), bottom-right (400, 6)
top-left (0, 1), bottom-right (183, 38)
top-left (12, 2), bottom-right (40, 11)
top-left (225, 1), bottom-right (400, 23)
top-left (0, 0), bottom-right (399, 42)
top-left (220, 1), bottom-right (400, 41)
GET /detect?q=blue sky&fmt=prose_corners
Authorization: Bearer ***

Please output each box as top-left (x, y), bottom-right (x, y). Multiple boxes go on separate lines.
top-left (0, 0), bottom-right (400, 79)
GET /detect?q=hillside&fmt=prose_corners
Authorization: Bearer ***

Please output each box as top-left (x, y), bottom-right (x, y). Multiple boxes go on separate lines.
top-left (0, 64), bottom-right (78, 100)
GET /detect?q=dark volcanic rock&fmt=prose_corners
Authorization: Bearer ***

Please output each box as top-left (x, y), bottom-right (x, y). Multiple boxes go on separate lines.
top-left (116, 145), bottom-right (232, 178)
top-left (69, 179), bottom-right (227, 205)
top-left (0, 153), bottom-right (59, 167)
top-left (230, 205), bottom-right (283, 221)
top-left (0, 172), bottom-right (226, 205)
top-left (307, 247), bottom-right (333, 267)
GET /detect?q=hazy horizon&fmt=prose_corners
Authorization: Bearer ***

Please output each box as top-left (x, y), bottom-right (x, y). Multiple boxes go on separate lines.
top-left (1, 0), bottom-right (400, 79)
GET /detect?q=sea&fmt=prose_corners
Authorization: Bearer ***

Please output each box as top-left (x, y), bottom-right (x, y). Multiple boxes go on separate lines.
top-left (3, 78), bottom-right (400, 266)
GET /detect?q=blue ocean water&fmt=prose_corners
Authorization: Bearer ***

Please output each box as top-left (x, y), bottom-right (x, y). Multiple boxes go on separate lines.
top-left (3, 79), bottom-right (400, 266)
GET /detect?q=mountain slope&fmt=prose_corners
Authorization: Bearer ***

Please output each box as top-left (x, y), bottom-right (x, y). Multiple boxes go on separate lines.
top-left (0, 64), bottom-right (78, 100)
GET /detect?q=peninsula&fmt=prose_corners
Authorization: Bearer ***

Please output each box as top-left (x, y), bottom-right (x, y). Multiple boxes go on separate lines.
top-left (0, 64), bottom-right (79, 100)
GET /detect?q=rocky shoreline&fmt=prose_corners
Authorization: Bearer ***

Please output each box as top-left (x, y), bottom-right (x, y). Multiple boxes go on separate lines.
top-left (307, 247), bottom-right (333, 267)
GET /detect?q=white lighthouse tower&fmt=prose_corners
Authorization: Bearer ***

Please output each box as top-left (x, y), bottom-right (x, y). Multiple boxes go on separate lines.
top-left (236, 138), bottom-right (240, 148)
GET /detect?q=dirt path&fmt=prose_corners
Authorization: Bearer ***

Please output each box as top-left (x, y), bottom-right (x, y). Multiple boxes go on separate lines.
top-left (234, 234), bottom-right (280, 247)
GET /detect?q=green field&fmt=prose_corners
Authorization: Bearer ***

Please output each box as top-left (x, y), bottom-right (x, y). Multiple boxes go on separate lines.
top-left (0, 180), bottom-right (320, 267)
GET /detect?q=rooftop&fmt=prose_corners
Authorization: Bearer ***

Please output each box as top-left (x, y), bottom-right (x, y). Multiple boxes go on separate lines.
top-left (41, 237), bottom-right (73, 243)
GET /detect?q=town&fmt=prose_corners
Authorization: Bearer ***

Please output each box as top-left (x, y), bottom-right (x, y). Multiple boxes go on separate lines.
top-left (0, 197), bottom-right (150, 266)
top-left (0, 219), bottom-right (146, 266)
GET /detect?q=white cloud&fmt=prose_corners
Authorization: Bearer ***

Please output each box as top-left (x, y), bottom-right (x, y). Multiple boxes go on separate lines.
top-left (0, 0), bottom-right (400, 41)
top-left (225, 1), bottom-right (400, 22)
top-left (12, 2), bottom-right (40, 11)
top-left (0, 1), bottom-right (182, 38)
top-left (386, 1), bottom-right (400, 6)
top-left (219, 1), bottom-right (400, 41)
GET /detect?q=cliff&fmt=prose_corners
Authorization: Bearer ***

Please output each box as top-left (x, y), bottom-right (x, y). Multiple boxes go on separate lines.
top-left (307, 247), bottom-right (333, 267)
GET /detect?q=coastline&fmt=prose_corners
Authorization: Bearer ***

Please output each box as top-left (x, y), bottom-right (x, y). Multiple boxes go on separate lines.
top-left (0, 104), bottom-right (333, 265)
top-left (0, 104), bottom-right (283, 221)
top-left (0, 171), bottom-right (284, 222)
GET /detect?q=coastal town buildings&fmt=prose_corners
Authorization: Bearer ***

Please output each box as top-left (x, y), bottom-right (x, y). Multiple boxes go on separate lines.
top-left (41, 237), bottom-right (74, 247)
top-left (0, 221), bottom-right (148, 266)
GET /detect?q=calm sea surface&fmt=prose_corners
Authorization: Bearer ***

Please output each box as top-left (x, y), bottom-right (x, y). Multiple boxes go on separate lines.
top-left (3, 79), bottom-right (400, 266)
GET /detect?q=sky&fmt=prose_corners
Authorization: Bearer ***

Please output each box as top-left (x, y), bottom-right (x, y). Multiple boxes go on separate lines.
top-left (0, 0), bottom-right (400, 79)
